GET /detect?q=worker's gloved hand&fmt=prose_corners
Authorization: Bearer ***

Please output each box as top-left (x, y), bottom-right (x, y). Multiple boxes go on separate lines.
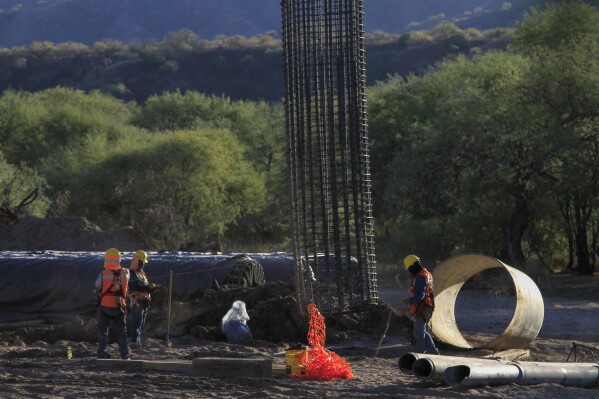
top-left (149, 284), bottom-right (167, 294)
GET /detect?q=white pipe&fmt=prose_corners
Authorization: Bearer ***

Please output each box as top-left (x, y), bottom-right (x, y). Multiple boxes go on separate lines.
top-left (412, 356), bottom-right (504, 381)
top-left (518, 362), bottom-right (599, 386)
top-left (398, 353), bottom-right (452, 374)
top-left (444, 362), bottom-right (599, 387)
top-left (398, 352), bottom-right (504, 380)
top-left (445, 364), bottom-right (521, 386)
top-left (398, 352), bottom-right (428, 374)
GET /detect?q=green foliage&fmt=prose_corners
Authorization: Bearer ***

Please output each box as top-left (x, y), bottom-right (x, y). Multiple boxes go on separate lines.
top-left (133, 90), bottom-right (289, 247)
top-left (513, 1), bottom-right (599, 274)
top-left (133, 90), bottom-right (286, 173)
top-left (370, 50), bottom-right (553, 264)
top-left (0, 151), bottom-right (50, 218)
top-left (513, 1), bottom-right (599, 54)
top-left (369, 1), bottom-right (599, 273)
top-left (66, 129), bottom-right (265, 248)
top-left (0, 87), bottom-right (137, 167)
top-left (0, 85), bottom-right (283, 249)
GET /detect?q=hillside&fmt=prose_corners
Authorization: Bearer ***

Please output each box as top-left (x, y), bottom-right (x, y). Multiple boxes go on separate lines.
top-left (0, 27), bottom-right (513, 103)
top-left (0, 0), bottom-right (542, 48)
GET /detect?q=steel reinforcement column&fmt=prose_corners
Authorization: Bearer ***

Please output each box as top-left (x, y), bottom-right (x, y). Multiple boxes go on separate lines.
top-left (281, 0), bottom-right (377, 313)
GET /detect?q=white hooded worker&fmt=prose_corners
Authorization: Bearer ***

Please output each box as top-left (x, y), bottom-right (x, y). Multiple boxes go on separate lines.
top-left (221, 300), bottom-right (253, 343)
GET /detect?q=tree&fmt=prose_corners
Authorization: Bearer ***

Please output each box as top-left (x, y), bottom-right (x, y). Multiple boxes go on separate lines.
top-left (0, 152), bottom-right (50, 223)
top-left (65, 129), bottom-right (265, 249)
top-left (369, 51), bottom-right (545, 266)
top-left (133, 91), bottom-right (290, 246)
top-left (513, 1), bottom-right (599, 274)
top-left (0, 87), bottom-right (137, 167)
top-left (512, 1), bottom-right (599, 54)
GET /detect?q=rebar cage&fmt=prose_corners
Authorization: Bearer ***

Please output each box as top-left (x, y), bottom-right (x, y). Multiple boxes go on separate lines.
top-left (281, 0), bottom-right (377, 313)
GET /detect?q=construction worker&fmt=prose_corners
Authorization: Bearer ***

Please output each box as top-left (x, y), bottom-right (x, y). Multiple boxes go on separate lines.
top-left (402, 254), bottom-right (439, 355)
top-left (95, 248), bottom-right (130, 360)
top-left (127, 250), bottom-right (153, 346)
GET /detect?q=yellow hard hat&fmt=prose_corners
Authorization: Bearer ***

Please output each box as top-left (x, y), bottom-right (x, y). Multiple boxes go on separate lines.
top-left (104, 248), bottom-right (121, 269)
top-left (135, 250), bottom-right (149, 263)
top-left (131, 250), bottom-right (149, 270)
top-left (403, 254), bottom-right (420, 270)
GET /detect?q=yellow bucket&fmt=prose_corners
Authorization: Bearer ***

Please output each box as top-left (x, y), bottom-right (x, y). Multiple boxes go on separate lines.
top-left (285, 347), bottom-right (308, 377)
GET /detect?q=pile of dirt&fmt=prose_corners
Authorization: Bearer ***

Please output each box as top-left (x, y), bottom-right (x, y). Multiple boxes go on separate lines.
top-left (0, 216), bottom-right (148, 251)
top-left (0, 281), bottom-right (412, 346)
top-left (178, 282), bottom-right (411, 344)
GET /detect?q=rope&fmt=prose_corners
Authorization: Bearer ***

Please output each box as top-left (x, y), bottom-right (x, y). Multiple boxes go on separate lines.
top-left (374, 309), bottom-right (393, 358)
top-left (297, 303), bottom-right (353, 380)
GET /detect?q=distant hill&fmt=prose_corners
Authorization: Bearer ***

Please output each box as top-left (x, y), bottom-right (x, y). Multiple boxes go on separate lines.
top-left (0, 0), bottom-right (543, 48)
top-left (0, 26), bottom-right (513, 103)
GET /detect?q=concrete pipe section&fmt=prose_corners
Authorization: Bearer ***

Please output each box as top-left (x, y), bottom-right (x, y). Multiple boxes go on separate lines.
top-left (430, 254), bottom-right (544, 350)
top-left (444, 362), bottom-right (599, 387)
top-left (398, 352), bottom-right (504, 381)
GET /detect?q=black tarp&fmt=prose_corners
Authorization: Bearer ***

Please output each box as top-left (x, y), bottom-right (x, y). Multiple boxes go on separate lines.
top-left (0, 251), bottom-right (294, 323)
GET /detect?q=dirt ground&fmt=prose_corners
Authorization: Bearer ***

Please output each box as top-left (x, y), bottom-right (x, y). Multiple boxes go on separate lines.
top-left (0, 277), bottom-right (598, 398)
top-left (4, 335), bottom-right (598, 399)
top-left (1, 217), bottom-right (599, 398)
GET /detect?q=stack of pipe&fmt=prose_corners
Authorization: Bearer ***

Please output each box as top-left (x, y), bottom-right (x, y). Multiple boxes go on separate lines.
top-left (399, 352), bottom-right (599, 387)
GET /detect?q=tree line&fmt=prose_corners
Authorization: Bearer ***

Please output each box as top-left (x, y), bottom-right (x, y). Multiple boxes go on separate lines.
top-left (0, 26), bottom-right (511, 103)
top-left (0, 89), bottom-right (287, 250)
top-left (1, 1), bottom-right (598, 274)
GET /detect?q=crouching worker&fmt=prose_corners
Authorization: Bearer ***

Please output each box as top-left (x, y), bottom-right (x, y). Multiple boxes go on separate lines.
top-left (402, 254), bottom-right (439, 355)
top-left (96, 248), bottom-right (130, 360)
top-left (221, 300), bottom-right (253, 343)
top-left (127, 250), bottom-right (152, 346)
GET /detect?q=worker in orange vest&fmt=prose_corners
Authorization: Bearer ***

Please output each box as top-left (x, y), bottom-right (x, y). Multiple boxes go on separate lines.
top-left (95, 248), bottom-right (130, 360)
top-left (402, 254), bottom-right (439, 355)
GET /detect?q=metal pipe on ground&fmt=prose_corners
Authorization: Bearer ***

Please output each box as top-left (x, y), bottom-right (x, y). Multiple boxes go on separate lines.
top-left (399, 352), bottom-right (506, 381)
top-left (445, 364), bottom-right (521, 386)
top-left (398, 352), bottom-right (446, 374)
top-left (398, 352), bottom-right (505, 381)
top-left (517, 362), bottom-right (599, 386)
top-left (444, 362), bottom-right (599, 387)
top-left (412, 356), bottom-right (504, 381)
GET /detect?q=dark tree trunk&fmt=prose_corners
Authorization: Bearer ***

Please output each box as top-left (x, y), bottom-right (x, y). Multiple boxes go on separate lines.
top-left (573, 199), bottom-right (595, 275)
top-left (506, 185), bottom-right (530, 269)
top-left (560, 199), bottom-right (575, 271)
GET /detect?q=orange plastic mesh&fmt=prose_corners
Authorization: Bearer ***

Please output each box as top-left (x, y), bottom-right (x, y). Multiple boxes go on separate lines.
top-left (297, 303), bottom-right (353, 380)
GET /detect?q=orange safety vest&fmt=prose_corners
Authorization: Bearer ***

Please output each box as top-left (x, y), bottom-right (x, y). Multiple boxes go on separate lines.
top-left (408, 268), bottom-right (435, 315)
top-left (99, 268), bottom-right (129, 309)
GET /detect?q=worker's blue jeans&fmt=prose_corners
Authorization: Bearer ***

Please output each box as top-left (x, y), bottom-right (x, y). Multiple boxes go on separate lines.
top-left (413, 307), bottom-right (438, 354)
top-left (97, 307), bottom-right (129, 359)
top-left (130, 307), bottom-right (148, 344)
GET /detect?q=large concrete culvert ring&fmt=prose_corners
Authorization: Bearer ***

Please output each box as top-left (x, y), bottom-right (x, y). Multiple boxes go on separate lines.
top-left (430, 254), bottom-right (544, 351)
